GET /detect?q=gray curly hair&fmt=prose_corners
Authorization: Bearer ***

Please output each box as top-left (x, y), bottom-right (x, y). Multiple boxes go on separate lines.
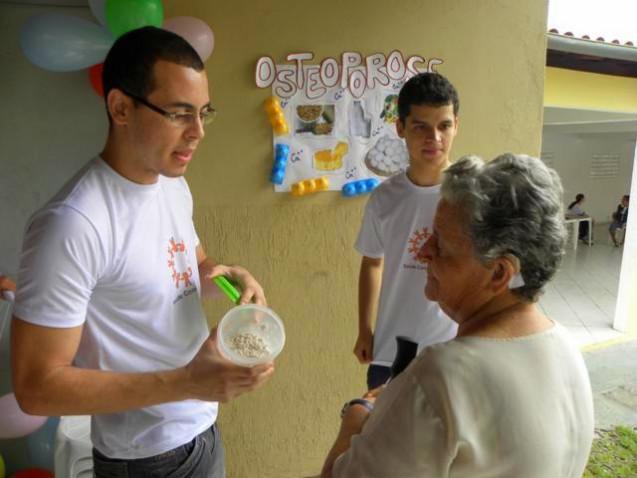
top-left (441, 153), bottom-right (567, 301)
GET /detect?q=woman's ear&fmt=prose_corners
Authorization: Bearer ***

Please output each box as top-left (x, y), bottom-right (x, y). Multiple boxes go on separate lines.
top-left (489, 256), bottom-right (518, 294)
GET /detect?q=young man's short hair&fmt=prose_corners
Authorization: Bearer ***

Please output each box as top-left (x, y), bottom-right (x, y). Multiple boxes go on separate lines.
top-left (102, 26), bottom-right (204, 104)
top-left (398, 72), bottom-right (460, 122)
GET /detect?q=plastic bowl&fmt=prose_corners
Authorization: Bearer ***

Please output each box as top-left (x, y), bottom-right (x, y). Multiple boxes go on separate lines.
top-left (217, 304), bottom-right (286, 366)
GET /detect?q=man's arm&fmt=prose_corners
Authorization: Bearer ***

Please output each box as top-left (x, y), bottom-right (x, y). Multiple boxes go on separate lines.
top-left (196, 245), bottom-right (266, 305)
top-left (11, 316), bottom-right (274, 416)
top-left (353, 256), bottom-right (383, 364)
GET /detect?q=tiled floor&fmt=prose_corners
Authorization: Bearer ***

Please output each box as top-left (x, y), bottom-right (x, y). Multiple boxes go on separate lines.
top-left (539, 223), bottom-right (628, 348)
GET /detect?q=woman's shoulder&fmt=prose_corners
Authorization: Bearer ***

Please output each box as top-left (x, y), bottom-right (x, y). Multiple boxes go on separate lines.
top-left (417, 336), bottom-right (493, 361)
top-left (411, 324), bottom-right (573, 385)
top-left (410, 339), bottom-right (486, 384)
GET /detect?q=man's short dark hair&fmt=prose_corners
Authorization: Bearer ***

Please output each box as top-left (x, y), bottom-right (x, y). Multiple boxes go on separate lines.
top-left (102, 26), bottom-right (204, 104)
top-left (398, 72), bottom-right (460, 122)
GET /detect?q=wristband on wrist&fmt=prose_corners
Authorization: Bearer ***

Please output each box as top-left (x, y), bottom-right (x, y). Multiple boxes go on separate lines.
top-left (340, 398), bottom-right (374, 418)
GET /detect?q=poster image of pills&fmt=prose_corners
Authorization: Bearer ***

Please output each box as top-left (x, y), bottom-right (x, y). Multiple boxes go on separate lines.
top-left (295, 104), bottom-right (335, 136)
top-left (365, 136), bottom-right (408, 176)
top-left (380, 95), bottom-right (398, 123)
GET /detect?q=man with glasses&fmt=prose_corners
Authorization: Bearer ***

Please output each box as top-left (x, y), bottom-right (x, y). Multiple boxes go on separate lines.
top-left (11, 27), bottom-right (272, 477)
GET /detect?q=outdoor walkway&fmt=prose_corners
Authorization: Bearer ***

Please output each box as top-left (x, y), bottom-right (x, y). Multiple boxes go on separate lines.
top-left (539, 223), bottom-right (628, 347)
top-left (584, 339), bottom-right (637, 430)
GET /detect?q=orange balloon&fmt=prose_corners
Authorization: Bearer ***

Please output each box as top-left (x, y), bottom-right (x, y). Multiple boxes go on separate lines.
top-left (88, 63), bottom-right (104, 97)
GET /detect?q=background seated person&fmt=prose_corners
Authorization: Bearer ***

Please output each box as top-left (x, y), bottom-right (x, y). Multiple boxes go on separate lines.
top-left (566, 192), bottom-right (593, 243)
top-left (609, 194), bottom-right (629, 247)
top-left (321, 154), bottom-right (594, 478)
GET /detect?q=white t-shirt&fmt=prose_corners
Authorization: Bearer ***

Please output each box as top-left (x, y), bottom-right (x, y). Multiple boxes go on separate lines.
top-left (355, 172), bottom-right (457, 366)
top-left (567, 203), bottom-right (586, 216)
top-left (14, 158), bottom-right (216, 459)
top-left (334, 322), bottom-right (595, 477)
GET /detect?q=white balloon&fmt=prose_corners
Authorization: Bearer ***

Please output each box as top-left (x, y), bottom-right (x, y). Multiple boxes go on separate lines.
top-left (20, 13), bottom-right (113, 72)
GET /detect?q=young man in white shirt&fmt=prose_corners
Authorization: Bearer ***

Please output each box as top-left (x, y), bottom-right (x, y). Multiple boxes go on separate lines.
top-left (11, 27), bottom-right (273, 477)
top-left (353, 73), bottom-right (461, 388)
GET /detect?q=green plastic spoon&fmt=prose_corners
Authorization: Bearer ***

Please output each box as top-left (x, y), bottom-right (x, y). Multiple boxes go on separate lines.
top-left (212, 276), bottom-right (241, 305)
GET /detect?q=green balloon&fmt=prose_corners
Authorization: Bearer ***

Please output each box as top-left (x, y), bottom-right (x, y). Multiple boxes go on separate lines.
top-left (105, 0), bottom-right (164, 38)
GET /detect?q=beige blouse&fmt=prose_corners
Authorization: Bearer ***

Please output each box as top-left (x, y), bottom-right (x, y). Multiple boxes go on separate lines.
top-left (334, 322), bottom-right (594, 477)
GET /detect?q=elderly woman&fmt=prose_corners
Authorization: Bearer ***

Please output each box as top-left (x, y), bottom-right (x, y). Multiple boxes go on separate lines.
top-left (321, 154), bottom-right (594, 478)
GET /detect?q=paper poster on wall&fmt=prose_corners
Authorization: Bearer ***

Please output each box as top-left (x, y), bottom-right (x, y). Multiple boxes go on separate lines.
top-left (256, 51), bottom-right (444, 192)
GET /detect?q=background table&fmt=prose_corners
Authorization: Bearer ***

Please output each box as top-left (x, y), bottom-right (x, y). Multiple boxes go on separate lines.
top-left (564, 216), bottom-right (593, 250)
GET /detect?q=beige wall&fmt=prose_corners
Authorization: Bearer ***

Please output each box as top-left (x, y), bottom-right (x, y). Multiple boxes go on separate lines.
top-left (163, 1), bottom-right (549, 476)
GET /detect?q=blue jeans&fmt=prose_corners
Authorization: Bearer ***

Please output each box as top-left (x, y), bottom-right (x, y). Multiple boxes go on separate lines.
top-left (93, 424), bottom-right (225, 478)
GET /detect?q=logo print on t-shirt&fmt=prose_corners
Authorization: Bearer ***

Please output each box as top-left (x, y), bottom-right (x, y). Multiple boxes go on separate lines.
top-left (167, 237), bottom-right (192, 288)
top-left (407, 227), bottom-right (431, 265)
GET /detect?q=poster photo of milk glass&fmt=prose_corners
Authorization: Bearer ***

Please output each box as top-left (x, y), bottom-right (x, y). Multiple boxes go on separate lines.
top-left (256, 51), bottom-right (443, 192)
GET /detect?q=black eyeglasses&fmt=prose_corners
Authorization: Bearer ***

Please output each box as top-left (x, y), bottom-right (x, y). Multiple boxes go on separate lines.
top-left (120, 89), bottom-right (217, 127)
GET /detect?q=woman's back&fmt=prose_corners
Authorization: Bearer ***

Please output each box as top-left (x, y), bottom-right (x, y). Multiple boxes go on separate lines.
top-left (434, 323), bottom-right (593, 477)
top-left (335, 322), bottom-right (594, 477)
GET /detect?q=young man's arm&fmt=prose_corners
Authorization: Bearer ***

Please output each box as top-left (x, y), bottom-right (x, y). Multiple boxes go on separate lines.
top-left (353, 256), bottom-right (383, 364)
top-left (196, 245), bottom-right (266, 305)
top-left (11, 316), bottom-right (274, 416)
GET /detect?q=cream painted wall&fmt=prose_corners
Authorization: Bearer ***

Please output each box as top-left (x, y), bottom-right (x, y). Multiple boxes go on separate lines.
top-left (0, 1), bottom-right (549, 476)
top-left (541, 130), bottom-right (635, 221)
top-left (164, 1), bottom-right (549, 476)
